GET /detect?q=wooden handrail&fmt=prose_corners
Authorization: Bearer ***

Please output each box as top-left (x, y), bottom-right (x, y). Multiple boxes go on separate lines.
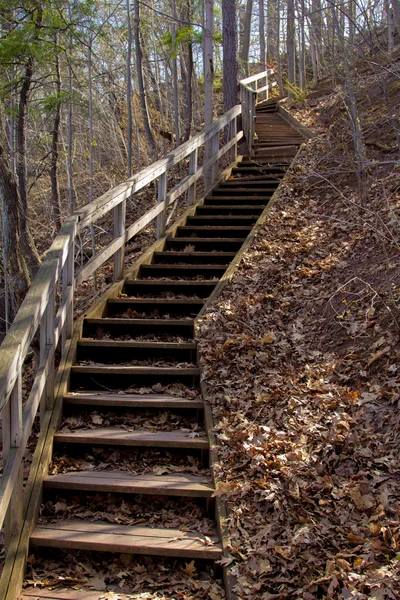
top-left (0, 100), bottom-right (243, 538)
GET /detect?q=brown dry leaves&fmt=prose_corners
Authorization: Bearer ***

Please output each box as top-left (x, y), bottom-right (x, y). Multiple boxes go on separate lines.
top-left (198, 119), bottom-right (400, 597)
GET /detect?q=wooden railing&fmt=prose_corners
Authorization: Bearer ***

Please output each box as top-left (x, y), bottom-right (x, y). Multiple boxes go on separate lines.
top-left (240, 69), bottom-right (276, 153)
top-left (0, 70), bottom-right (274, 552)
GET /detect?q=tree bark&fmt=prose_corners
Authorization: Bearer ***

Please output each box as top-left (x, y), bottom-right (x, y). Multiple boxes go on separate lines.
top-left (239, 0), bottom-right (253, 76)
top-left (126, 0), bottom-right (133, 177)
top-left (0, 107), bottom-right (34, 326)
top-left (223, 0), bottom-right (238, 111)
top-left (50, 35), bottom-right (63, 231)
top-left (287, 0), bottom-right (296, 97)
top-left (133, 0), bottom-right (157, 160)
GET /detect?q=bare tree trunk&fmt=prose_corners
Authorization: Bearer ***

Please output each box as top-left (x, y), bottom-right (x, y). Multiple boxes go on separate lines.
top-left (267, 0), bottom-right (277, 63)
top-left (16, 55), bottom-right (41, 278)
top-left (67, 7), bottom-right (75, 215)
top-left (287, 0), bottom-right (296, 97)
top-left (275, 0), bottom-right (284, 94)
top-left (204, 0), bottom-right (214, 188)
top-left (50, 35), bottom-right (63, 231)
top-left (133, 0), bottom-right (157, 160)
top-left (181, 40), bottom-right (194, 142)
top-left (259, 0), bottom-right (266, 68)
top-left (392, 0), bottom-right (400, 36)
top-left (171, 0), bottom-right (181, 145)
top-left (223, 0), bottom-right (238, 111)
top-left (0, 107), bottom-right (34, 325)
top-left (240, 0), bottom-right (253, 76)
top-left (126, 0), bottom-right (133, 177)
top-left (298, 0), bottom-right (306, 89)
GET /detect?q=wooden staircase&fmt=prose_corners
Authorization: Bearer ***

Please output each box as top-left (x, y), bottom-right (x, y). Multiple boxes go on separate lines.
top-left (11, 98), bottom-right (308, 599)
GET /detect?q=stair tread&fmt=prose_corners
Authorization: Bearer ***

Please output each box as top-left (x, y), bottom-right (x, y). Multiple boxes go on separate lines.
top-left (44, 471), bottom-right (213, 496)
top-left (31, 520), bottom-right (221, 559)
top-left (154, 251), bottom-right (236, 257)
top-left (107, 298), bottom-right (205, 305)
top-left (71, 365), bottom-right (200, 374)
top-left (124, 278), bottom-right (217, 285)
top-left (178, 225), bottom-right (252, 230)
top-left (54, 428), bottom-right (209, 448)
top-left (78, 340), bottom-right (197, 348)
top-left (85, 317), bottom-right (194, 325)
top-left (64, 392), bottom-right (203, 408)
top-left (142, 263), bottom-right (226, 267)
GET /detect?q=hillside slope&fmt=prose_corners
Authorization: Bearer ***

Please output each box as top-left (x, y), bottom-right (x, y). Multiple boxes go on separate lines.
top-left (199, 61), bottom-right (400, 599)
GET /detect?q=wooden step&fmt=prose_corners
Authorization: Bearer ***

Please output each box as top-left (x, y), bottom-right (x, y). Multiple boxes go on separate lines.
top-left (166, 237), bottom-right (245, 252)
top-left (152, 251), bottom-right (236, 264)
top-left (44, 471), bottom-right (213, 497)
top-left (106, 297), bottom-right (204, 317)
top-left (31, 520), bottom-right (222, 559)
top-left (204, 197), bottom-right (268, 205)
top-left (218, 179), bottom-right (283, 186)
top-left (123, 279), bottom-right (217, 298)
top-left (64, 392), bottom-right (204, 409)
top-left (76, 339), bottom-right (197, 364)
top-left (71, 365), bottom-right (200, 376)
top-left (139, 264), bottom-right (227, 278)
top-left (82, 317), bottom-right (194, 340)
top-left (70, 364), bottom-right (201, 388)
top-left (186, 215), bottom-right (258, 226)
top-left (175, 225), bottom-right (252, 238)
top-left (211, 187), bottom-right (278, 195)
top-left (196, 205), bottom-right (264, 215)
top-left (54, 428), bottom-right (209, 449)
top-left (22, 590), bottom-right (137, 600)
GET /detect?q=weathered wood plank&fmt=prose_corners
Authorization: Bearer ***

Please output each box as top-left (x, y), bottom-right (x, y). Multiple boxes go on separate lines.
top-left (54, 428), bottom-right (209, 448)
top-left (31, 520), bottom-right (222, 559)
top-left (43, 471), bottom-right (213, 497)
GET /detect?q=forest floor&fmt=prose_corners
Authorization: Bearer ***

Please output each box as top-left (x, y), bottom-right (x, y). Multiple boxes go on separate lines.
top-left (198, 60), bottom-right (400, 599)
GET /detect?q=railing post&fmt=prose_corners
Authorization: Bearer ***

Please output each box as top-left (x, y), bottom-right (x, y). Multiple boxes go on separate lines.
top-left (211, 133), bottom-right (219, 183)
top-left (249, 91), bottom-right (257, 154)
top-left (40, 285), bottom-right (55, 422)
top-left (157, 171), bottom-right (167, 238)
top-left (188, 148), bottom-right (198, 206)
top-left (3, 373), bottom-right (23, 549)
top-left (62, 225), bottom-right (75, 348)
top-left (113, 199), bottom-right (126, 281)
top-left (230, 116), bottom-right (237, 163)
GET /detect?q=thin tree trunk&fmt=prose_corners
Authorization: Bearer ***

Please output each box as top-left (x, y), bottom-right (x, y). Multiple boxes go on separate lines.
top-left (298, 0), bottom-right (306, 89)
top-left (126, 0), bottom-right (133, 177)
top-left (67, 7), bottom-right (75, 215)
top-left (133, 0), bottom-right (157, 160)
top-left (287, 0), bottom-right (296, 97)
top-left (240, 0), bottom-right (253, 76)
top-left (0, 107), bottom-right (33, 325)
top-left (204, 0), bottom-right (214, 188)
top-left (50, 35), bottom-right (63, 231)
top-left (223, 0), bottom-right (238, 111)
top-left (171, 0), bottom-right (181, 145)
top-left (88, 38), bottom-right (97, 288)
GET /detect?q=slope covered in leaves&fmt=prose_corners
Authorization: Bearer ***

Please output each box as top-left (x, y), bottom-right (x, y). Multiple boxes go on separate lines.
top-left (199, 76), bottom-right (400, 599)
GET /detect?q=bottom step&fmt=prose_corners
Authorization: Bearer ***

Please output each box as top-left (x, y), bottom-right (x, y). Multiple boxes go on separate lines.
top-left (31, 520), bottom-right (222, 559)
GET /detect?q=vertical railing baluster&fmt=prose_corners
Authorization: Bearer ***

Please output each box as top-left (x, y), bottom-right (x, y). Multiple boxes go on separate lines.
top-left (188, 148), bottom-right (198, 206)
top-left (211, 133), bottom-right (219, 183)
top-left (230, 116), bottom-right (238, 163)
top-left (3, 373), bottom-right (23, 549)
top-left (62, 224), bottom-right (75, 347)
top-left (113, 200), bottom-right (127, 281)
top-left (40, 284), bottom-right (55, 424)
top-left (157, 171), bottom-right (168, 238)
